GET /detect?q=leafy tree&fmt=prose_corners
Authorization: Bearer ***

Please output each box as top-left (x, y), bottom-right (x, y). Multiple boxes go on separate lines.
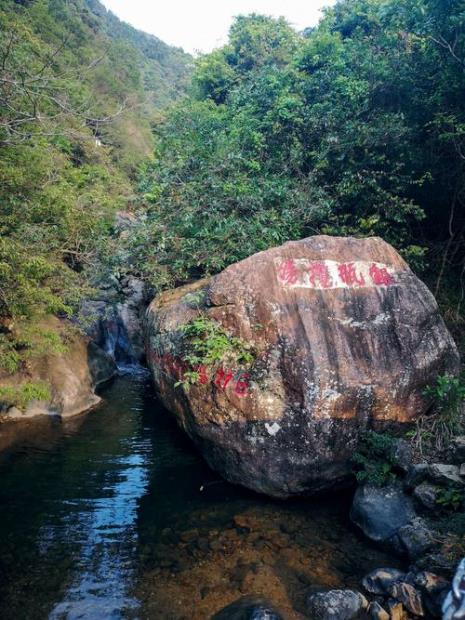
top-left (134, 2), bottom-right (465, 337)
top-left (0, 0), bottom-right (190, 405)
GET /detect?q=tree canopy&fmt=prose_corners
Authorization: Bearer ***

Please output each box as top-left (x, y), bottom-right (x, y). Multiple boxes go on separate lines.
top-left (0, 0), bottom-right (190, 393)
top-left (131, 1), bottom-right (465, 317)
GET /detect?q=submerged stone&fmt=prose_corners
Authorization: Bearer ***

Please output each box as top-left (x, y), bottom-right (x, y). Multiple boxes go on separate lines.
top-left (211, 597), bottom-right (283, 620)
top-left (306, 589), bottom-right (368, 620)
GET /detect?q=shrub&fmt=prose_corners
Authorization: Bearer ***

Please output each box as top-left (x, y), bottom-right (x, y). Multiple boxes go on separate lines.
top-left (352, 431), bottom-right (399, 486)
top-left (177, 315), bottom-right (255, 387)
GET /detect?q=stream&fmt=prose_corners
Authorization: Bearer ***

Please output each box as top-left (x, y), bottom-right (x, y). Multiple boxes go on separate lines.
top-left (0, 372), bottom-right (400, 620)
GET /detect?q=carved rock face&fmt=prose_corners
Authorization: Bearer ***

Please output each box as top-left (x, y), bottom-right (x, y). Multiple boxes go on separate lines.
top-left (145, 236), bottom-right (459, 497)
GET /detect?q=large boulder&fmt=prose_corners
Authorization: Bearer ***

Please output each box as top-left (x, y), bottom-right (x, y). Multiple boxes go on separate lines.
top-left (146, 236), bottom-right (459, 497)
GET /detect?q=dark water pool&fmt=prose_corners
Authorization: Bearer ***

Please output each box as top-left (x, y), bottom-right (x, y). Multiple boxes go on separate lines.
top-left (0, 374), bottom-right (400, 620)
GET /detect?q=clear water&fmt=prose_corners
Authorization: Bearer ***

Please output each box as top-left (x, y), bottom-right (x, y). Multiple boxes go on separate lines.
top-left (0, 374), bottom-right (400, 620)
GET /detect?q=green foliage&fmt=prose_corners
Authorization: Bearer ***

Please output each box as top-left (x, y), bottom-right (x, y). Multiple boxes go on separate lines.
top-left (352, 431), bottom-right (399, 486)
top-left (435, 486), bottom-right (464, 512)
top-left (0, 0), bottom-right (190, 382)
top-left (177, 315), bottom-right (254, 387)
top-left (132, 3), bottom-right (465, 299)
top-left (0, 381), bottom-right (51, 410)
top-left (424, 374), bottom-right (465, 430)
top-left (409, 373), bottom-right (465, 456)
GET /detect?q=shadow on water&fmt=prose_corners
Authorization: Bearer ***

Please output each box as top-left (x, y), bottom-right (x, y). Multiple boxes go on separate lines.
top-left (0, 374), bottom-right (401, 620)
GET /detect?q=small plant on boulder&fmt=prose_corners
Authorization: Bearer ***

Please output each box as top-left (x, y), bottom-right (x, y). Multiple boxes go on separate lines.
top-left (176, 315), bottom-right (255, 387)
top-left (435, 486), bottom-right (464, 511)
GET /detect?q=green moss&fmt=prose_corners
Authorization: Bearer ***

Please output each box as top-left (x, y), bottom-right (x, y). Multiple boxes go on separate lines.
top-left (0, 381), bottom-right (52, 411)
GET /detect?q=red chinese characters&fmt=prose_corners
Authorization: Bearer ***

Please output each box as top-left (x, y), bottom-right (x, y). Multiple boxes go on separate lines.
top-left (197, 365), bottom-right (209, 385)
top-left (369, 263), bottom-right (394, 286)
top-left (234, 372), bottom-right (250, 396)
top-left (150, 351), bottom-right (251, 397)
top-left (277, 259), bottom-right (300, 285)
top-left (307, 261), bottom-right (332, 288)
top-left (214, 368), bottom-right (250, 397)
top-left (214, 367), bottom-right (234, 390)
top-left (338, 262), bottom-right (365, 286)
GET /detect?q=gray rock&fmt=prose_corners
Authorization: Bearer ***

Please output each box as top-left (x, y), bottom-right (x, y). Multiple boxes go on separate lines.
top-left (390, 439), bottom-right (413, 472)
top-left (211, 597), bottom-right (283, 620)
top-left (388, 581), bottom-right (424, 616)
top-left (87, 342), bottom-right (117, 387)
top-left (460, 463), bottom-right (465, 477)
top-left (413, 482), bottom-right (439, 511)
top-left (405, 464), bottom-right (429, 489)
top-left (306, 590), bottom-right (368, 620)
top-left (450, 436), bottom-right (465, 463)
top-left (80, 275), bottom-right (149, 366)
top-left (362, 568), bottom-right (406, 595)
top-left (350, 484), bottom-right (416, 543)
top-left (367, 601), bottom-right (389, 620)
top-left (428, 464), bottom-right (463, 486)
top-left (413, 571), bottom-right (449, 594)
top-left (393, 518), bottom-right (435, 559)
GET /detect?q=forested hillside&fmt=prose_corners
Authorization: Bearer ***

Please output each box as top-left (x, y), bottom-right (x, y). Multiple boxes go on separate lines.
top-left (2, 0), bottom-right (465, 408)
top-left (0, 0), bottom-right (190, 404)
top-left (129, 1), bottom-right (465, 345)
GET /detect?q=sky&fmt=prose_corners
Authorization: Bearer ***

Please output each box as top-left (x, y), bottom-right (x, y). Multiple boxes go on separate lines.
top-left (100, 0), bottom-right (335, 55)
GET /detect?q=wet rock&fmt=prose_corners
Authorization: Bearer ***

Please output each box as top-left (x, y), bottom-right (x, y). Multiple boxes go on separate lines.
top-left (211, 596), bottom-right (283, 620)
top-left (179, 528), bottom-right (199, 543)
top-left (386, 599), bottom-right (408, 620)
top-left (388, 581), bottom-right (424, 616)
top-left (413, 571), bottom-right (449, 594)
top-left (428, 464), bottom-right (463, 486)
top-left (362, 568), bottom-right (406, 595)
top-left (146, 236), bottom-right (459, 497)
top-left (350, 484), bottom-right (415, 543)
top-left (412, 571), bottom-right (450, 618)
top-left (87, 341), bottom-right (117, 387)
top-left (393, 518), bottom-right (435, 559)
top-left (306, 589), bottom-right (368, 620)
top-left (1, 319), bottom-right (116, 420)
top-left (233, 514), bottom-right (263, 532)
top-left (413, 482), bottom-right (439, 511)
top-left (80, 275), bottom-right (149, 365)
top-left (368, 601), bottom-right (389, 620)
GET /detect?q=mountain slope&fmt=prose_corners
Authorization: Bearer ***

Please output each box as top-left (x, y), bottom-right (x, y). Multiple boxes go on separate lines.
top-left (0, 0), bottom-right (191, 407)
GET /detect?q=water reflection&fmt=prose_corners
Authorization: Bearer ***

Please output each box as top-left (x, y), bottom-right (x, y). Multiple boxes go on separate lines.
top-left (49, 451), bottom-right (150, 619)
top-left (0, 374), bottom-right (156, 620)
